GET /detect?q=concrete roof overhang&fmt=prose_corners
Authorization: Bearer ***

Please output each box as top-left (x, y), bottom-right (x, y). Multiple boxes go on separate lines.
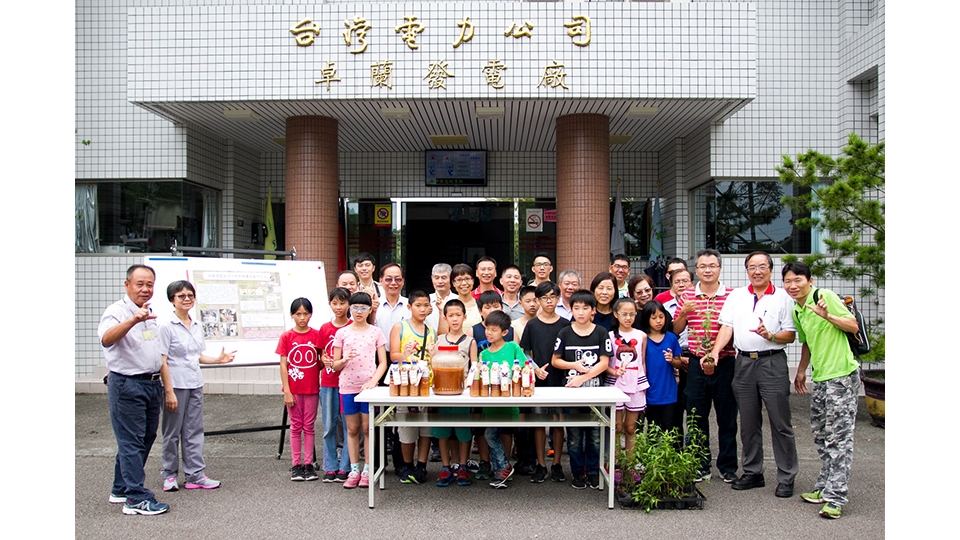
top-left (137, 96), bottom-right (752, 154)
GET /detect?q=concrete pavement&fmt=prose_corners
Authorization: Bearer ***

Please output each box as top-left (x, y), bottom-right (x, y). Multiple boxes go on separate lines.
top-left (75, 392), bottom-right (884, 539)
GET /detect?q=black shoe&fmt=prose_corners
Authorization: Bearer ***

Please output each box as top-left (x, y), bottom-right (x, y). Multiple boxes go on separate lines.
top-left (290, 464), bottom-right (305, 481)
top-left (399, 465), bottom-right (415, 484)
top-left (732, 473), bottom-right (765, 490)
top-left (775, 482), bottom-right (794, 498)
top-left (430, 446), bottom-right (442, 463)
top-left (303, 463), bottom-right (318, 481)
top-left (571, 473), bottom-right (587, 490)
top-left (531, 465), bottom-right (547, 483)
top-left (721, 472), bottom-right (738, 483)
top-left (550, 464), bottom-right (565, 483)
top-left (412, 463), bottom-right (428, 484)
top-left (587, 474), bottom-right (601, 490)
top-left (515, 461), bottom-right (536, 476)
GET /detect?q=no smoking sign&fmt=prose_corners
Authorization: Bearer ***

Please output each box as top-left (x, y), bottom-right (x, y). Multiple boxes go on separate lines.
top-left (525, 208), bottom-right (543, 233)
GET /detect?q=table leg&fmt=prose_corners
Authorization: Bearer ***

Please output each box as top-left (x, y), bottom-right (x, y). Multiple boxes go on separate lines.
top-left (368, 404), bottom-right (377, 508)
top-left (608, 403), bottom-right (616, 509)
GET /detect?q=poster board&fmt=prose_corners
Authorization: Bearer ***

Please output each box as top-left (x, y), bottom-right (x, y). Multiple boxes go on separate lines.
top-left (144, 256), bottom-right (330, 366)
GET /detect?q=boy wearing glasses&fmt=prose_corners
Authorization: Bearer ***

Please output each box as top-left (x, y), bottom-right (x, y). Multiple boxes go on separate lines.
top-left (609, 254), bottom-right (632, 298)
top-left (519, 281), bottom-right (570, 483)
top-left (529, 253), bottom-right (554, 287)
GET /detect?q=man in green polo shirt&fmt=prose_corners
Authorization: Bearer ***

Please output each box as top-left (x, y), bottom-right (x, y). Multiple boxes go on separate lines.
top-left (782, 261), bottom-right (861, 520)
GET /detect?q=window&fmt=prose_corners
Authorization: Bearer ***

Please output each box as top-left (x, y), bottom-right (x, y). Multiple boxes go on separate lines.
top-left (693, 180), bottom-right (810, 255)
top-left (76, 181), bottom-right (220, 253)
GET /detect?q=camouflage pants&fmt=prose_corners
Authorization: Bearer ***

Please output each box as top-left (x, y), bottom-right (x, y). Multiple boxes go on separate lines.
top-left (809, 370), bottom-right (860, 507)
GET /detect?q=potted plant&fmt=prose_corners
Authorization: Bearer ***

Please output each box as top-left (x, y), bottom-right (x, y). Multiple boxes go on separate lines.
top-left (778, 133), bottom-right (885, 427)
top-left (617, 412), bottom-right (709, 512)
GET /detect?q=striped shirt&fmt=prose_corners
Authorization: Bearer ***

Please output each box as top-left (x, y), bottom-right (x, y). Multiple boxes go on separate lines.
top-left (675, 282), bottom-right (735, 358)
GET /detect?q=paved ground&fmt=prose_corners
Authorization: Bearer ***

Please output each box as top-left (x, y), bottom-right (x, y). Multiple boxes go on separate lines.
top-left (75, 393), bottom-right (884, 539)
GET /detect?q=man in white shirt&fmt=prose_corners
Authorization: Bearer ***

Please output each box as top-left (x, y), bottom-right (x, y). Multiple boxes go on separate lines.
top-left (374, 263), bottom-right (409, 351)
top-left (555, 269), bottom-right (581, 321)
top-left (706, 251), bottom-right (798, 498)
top-left (425, 263), bottom-right (453, 332)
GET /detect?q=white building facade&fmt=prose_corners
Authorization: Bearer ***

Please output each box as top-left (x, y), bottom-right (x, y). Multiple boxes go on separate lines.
top-left (75, 0), bottom-right (884, 391)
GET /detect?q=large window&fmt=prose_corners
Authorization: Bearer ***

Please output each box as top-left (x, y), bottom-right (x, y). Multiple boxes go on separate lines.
top-left (75, 181), bottom-right (219, 253)
top-left (693, 180), bottom-right (810, 255)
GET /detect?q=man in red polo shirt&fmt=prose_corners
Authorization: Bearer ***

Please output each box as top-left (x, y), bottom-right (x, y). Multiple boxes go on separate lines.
top-left (471, 256), bottom-right (502, 300)
top-left (673, 248), bottom-right (738, 484)
top-left (654, 258), bottom-right (688, 304)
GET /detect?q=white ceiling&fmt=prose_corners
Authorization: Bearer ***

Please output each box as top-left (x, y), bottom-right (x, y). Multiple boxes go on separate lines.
top-left (139, 97), bottom-right (751, 154)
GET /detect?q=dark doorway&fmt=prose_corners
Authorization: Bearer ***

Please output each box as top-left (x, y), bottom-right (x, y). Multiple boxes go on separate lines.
top-left (402, 201), bottom-right (515, 293)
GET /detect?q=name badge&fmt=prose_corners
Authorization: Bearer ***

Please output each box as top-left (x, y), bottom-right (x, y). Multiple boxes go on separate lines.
top-left (142, 330), bottom-right (156, 340)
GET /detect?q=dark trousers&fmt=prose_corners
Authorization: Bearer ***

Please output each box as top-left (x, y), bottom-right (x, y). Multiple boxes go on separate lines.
top-left (732, 350), bottom-right (798, 484)
top-left (685, 356), bottom-right (739, 475)
top-left (108, 372), bottom-right (163, 504)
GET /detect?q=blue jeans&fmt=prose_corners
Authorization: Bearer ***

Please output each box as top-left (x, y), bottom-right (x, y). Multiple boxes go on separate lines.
top-left (320, 386), bottom-right (350, 473)
top-left (108, 372), bottom-right (163, 504)
top-left (566, 408), bottom-right (600, 476)
top-left (484, 427), bottom-right (510, 471)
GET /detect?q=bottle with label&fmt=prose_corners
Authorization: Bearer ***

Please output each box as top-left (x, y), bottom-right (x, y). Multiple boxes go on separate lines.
top-left (511, 359), bottom-right (522, 397)
top-left (490, 360), bottom-right (501, 397)
top-left (389, 362), bottom-right (401, 397)
top-left (419, 362), bottom-right (431, 397)
top-left (399, 361), bottom-right (410, 397)
top-left (479, 361), bottom-right (490, 397)
top-left (499, 362), bottom-right (511, 397)
top-left (468, 363), bottom-right (480, 397)
top-left (521, 360), bottom-right (533, 397)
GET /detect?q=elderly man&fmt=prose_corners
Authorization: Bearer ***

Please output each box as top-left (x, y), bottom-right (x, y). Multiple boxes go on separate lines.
top-left (555, 269), bottom-right (581, 321)
top-left (706, 252), bottom-right (798, 498)
top-left (425, 263), bottom-right (453, 333)
top-left (609, 254), bottom-right (631, 298)
top-left (99, 264), bottom-right (169, 515)
top-left (673, 249), bottom-right (738, 484)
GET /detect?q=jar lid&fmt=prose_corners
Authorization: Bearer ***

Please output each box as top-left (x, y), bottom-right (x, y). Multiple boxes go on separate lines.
top-left (437, 346), bottom-right (459, 351)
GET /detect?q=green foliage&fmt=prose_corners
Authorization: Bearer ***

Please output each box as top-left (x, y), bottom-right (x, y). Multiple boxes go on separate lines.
top-left (777, 133), bottom-right (884, 356)
top-left (618, 411), bottom-right (708, 512)
top-left (777, 133), bottom-right (884, 295)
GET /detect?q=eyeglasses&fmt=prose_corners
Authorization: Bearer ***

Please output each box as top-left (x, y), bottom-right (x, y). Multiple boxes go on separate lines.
top-left (696, 264), bottom-right (720, 270)
top-left (175, 294), bottom-right (196, 300)
top-left (612, 264), bottom-right (630, 271)
top-left (381, 277), bottom-right (403, 284)
top-left (747, 265), bottom-right (770, 272)
top-left (672, 279), bottom-right (691, 285)
top-left (350, 305), bottom-right (371, 313)
top-left (533, 262), bottom-right (551, 268)
top-left (453, 278), bottom-right (472, 285)
top-left (538, 295), bottom-right (558, 303)
top-left (615, 312), bottom-right (637, 318)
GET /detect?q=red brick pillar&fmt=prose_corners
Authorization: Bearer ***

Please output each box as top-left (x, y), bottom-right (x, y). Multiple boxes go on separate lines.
top-left (556, 114), bottom-right (610, 282)
top-left (285, 116), bottom-right (339, 292)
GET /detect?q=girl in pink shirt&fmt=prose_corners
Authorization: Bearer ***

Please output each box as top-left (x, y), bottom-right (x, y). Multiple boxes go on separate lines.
top-left (327, 292), bottom-right (388, 488)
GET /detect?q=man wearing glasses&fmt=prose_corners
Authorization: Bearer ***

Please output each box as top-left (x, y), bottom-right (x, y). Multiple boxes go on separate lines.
top-left (374, 263), bottom-right (409, 352)
top-left (529, 253), bottom-right (554, 287)
top-left (609, 254), bottom-right (631, 298)
top-left (673, 248), bottom-right (738, 484)
top-left (705, 252), bottom-right (799, 498)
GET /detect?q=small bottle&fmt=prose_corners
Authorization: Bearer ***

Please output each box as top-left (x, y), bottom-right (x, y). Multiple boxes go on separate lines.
top-left (419, 362), bottom-right (431, 397)
top-left (490, 361), bottom-right (501, 397)
top-left (511, 359), bottom-right (522, 397)
top-left (479, 361), bottom-right (490, 397)
top-left (468, 363), bottom-right (480, 397)
top-left (389, 362), bottom-right (400, 397)
top-left (399, 361), bottom-right (410, 397)
top-left (499, 363), bottom-right (511, 397)
top-left (521, 361), bottom-right (533, 397)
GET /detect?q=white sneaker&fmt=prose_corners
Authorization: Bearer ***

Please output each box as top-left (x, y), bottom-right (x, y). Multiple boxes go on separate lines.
top-left (163, 477), bottom-right (179, 492)
top-left (108, 493), bottom-right (127, 504)
top-left (184, 475), bottom-right (221, 490)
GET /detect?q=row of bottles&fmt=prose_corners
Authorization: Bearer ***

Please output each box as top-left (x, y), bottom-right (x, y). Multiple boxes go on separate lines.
top-left (468, 359), bottom-right (536, 398)
top-left (387, 359), bottom-right (431, 397)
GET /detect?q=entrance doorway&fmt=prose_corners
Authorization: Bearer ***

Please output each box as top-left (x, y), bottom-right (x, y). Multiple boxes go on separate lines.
top-left (401, 201), bottom-right (514, 293)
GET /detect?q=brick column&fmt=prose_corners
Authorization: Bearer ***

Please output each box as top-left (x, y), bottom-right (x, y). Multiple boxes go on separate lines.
top-left (285, 116), bottom-right (339, 292)
top-left (556, 114), bottom-right (610, 282)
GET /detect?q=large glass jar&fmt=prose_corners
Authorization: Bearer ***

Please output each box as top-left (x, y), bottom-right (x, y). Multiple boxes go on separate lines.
top-left (432, 345), bottom-right (467, 395)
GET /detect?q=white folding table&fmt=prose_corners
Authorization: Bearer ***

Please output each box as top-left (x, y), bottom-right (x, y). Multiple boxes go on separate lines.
top-left (355, 386), bottom-right (627, 509)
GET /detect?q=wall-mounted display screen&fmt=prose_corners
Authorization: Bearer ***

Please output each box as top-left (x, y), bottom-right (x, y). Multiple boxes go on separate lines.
top-left (425, 150), bottom-right (487, 186)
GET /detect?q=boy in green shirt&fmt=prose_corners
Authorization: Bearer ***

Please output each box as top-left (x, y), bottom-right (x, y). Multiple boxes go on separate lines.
top-left (480, 310), bottom-right (526, 489)
top-left (783, 262), bottom-right (860, 520)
